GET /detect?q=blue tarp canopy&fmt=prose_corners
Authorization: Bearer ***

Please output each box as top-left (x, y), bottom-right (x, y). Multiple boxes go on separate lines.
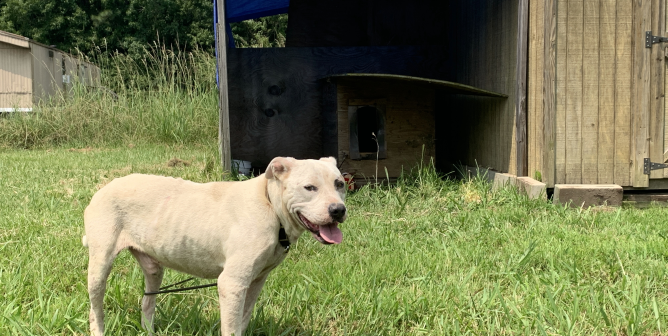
top-left (216, 0), bottom-right (290, 23)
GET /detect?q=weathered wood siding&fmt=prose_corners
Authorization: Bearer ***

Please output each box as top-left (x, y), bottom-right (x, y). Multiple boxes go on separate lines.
top-left (528, 0), bottom-right (636, 186)
top-left (440, 0), bottom-right (519, 175)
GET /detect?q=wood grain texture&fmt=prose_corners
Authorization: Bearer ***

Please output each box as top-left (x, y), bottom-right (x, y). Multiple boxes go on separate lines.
top-left (542, 0), bottom-right (557, 187)
top-left (337, 79), bottom-right (434, 178)
top-left (528, 0), bottom-right (546, 181)
top-left (582, 0), bottom-right (600, 183)
top-left (555, 0), bottom-right (568, 183)
top-left (516, 0), bottom-right (530, 176)
top-left (632, 0), bottom-right (652, 187)
top-left (565, 0), bottom-right (584, 183)
top-left (649, 0), bottom-right (665, 178)
top-left (597, 0), bottom-right (616, 184)
top-left (614, 0), bottom-right (632, 186)
top-left (215, 0), bottom-right (231, 172)
top-left (441, 0), bottom-right (517, 174)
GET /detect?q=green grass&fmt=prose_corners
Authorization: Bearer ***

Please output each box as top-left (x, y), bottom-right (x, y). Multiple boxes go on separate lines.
top-left (2, 145), bottom-right (668, 335)
top-left (0, 44), bottom-right (218, 149)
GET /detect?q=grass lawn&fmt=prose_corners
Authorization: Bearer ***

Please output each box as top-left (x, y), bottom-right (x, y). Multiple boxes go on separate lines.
top-left (2, 144), bottom-right (668, 335)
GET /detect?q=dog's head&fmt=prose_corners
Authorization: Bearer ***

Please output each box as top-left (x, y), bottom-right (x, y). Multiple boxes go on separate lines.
top-left (265, 157), bottom-right (347, 244)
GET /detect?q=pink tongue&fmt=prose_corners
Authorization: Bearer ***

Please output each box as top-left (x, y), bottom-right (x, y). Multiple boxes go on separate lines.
top-left (319, 223), bottom-right (343, 244)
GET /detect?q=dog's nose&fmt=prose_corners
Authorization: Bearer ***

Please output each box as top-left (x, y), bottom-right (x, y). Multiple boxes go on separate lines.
top-left (328, 203), bottom-right (346, 222)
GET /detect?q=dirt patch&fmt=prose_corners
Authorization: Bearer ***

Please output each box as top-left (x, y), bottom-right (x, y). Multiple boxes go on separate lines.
top-left (167, 158), bottom-right (191, 167)
top-left (68, 147), bottom-right (95, 153)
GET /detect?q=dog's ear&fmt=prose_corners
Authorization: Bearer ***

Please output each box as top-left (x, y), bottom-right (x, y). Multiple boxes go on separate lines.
top-left (265, 157), bottom-right (295, 180)
top-left (319, 157), bottom-right (337, 166)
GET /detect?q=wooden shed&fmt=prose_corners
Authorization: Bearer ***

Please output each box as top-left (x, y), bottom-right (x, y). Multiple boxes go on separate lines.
top-left (527, 0), bottom-right (668, 189)
top-left (215, 0), bottom-right (668, 189)
top-left (0, 30), bottom-right (100, 112)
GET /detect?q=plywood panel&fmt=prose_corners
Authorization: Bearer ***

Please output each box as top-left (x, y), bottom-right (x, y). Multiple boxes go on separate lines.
top-left (614, 0), bottom-right (632, 186)
top-left (0, 46), bottom-right (32, 109)
top-left (597, 0), bottom-right (616, 184)
top-left (337, 79), bottom-right (435, 178)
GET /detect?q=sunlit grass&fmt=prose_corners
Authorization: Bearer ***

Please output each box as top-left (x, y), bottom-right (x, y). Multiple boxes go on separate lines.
top-left (2, 147), bottom-right (668, 335)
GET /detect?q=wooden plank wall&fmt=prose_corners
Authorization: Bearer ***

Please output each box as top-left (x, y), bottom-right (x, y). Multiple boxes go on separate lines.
top-left (529, 0), bottom-right (545, 180)
top-left (528, 0), bottom-right (634, 186)
top-left (442, 0), bottom-right (519, 174)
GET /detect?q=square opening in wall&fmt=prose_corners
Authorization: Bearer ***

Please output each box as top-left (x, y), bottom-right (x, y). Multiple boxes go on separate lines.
top-left (348, 103), bottom-right (387, 160)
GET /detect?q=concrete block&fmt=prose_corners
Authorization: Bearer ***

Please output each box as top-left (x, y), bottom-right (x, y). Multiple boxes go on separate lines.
top-left (517, 177), bottom-right (547, 200)
top-left (553, 184), bottom-right (623, 208)
top-left (492, 173), bottom-right (517, 191)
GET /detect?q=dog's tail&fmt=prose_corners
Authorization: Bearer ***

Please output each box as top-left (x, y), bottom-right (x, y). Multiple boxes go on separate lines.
top-left (82, 235), bottom-right (88, 248)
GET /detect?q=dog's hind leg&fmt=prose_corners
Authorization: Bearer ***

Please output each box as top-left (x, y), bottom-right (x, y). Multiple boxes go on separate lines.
top-left (87, 246), bottom-right (118, 336)
top-left (129, 248), bottom-right (164, 334)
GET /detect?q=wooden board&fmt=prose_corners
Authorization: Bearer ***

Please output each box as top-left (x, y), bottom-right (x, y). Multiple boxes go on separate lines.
top-left (516, 0), bottom-right (530, 176)
top-left (597, 0), bottom-right (616, 184)
top-left (614, 0), bottom-right (632, 186)
top-left (542, 0), bottom-right (557, 187)
top-left (215, 0), bottom-right (231, 172)
top-left (555, 0), bottom-right (568, 184)
top-left (650, 0), bottom-right (666, 179)
top-left (565, 0), bottom-right (583, 184)
top-left (581, 0), bottom-right (599, 184)
top-left (632, 0), bottom-right (652, 187)
top-left (328, 73), bottom-right (507, 97)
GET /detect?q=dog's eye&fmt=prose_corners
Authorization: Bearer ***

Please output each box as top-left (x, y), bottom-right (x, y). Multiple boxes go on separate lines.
top-left (304, 185), bottom-right (318, 192)
top-left (335, 180), bottom-right (345, 189)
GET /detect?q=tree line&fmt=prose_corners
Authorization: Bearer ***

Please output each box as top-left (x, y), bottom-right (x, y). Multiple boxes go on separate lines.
top-left (0, 0), bottom-right (286, 56)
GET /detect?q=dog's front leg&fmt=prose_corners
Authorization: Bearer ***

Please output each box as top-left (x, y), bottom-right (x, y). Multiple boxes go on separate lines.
top-left (240, 273), bottom-right (270, 333)
top-left (217, 270), bottom-right (251, 336)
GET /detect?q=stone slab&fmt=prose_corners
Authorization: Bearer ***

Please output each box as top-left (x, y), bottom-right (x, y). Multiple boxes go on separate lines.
top-left (553, 184), bottom-right (623, 208)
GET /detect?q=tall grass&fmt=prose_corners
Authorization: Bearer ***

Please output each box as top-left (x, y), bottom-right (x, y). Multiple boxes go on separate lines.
top-left (0, 43), bottom-right (218, 149)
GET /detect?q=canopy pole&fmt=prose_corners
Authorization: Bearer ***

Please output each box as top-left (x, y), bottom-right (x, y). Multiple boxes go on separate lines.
top-left (215, 0), bottom-right (232, 173)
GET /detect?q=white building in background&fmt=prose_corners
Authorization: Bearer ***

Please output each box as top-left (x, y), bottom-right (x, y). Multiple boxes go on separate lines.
top-left (0, 30), bottom-right (100, 112)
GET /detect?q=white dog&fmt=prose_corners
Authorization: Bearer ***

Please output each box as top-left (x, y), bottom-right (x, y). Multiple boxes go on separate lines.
top-left (82, 157), bottom-right (347, 336)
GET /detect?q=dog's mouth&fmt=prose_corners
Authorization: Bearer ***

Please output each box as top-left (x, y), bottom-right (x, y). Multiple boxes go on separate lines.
top-left (297, 213), bottom-right (342, 245)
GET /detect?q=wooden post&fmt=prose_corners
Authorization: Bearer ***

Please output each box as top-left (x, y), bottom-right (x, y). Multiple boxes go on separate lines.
top-left (632, 0), bottom-right (652, 187)
top-left (542, 0), bottom-right (557, 187)
top-left (515, 0), bottom-right (529, 176)
top-left (215, 0), bottom-right (232, 172)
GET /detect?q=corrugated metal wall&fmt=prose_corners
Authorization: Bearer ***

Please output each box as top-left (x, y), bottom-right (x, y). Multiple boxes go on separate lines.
top-left (0, 41), bottom-right (32, 109)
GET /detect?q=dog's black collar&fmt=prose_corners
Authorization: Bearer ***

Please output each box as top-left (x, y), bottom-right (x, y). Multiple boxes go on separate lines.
top-left (278, 224), bottom-right (290, 252)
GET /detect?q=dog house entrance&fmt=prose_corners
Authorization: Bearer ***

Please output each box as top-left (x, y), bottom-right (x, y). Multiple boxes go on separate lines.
top-left (348, 101), bottom-right (387, 160)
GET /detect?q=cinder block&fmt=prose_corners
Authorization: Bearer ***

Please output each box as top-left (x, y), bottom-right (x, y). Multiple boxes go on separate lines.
top-left (492, 173), bottom-right (517, 191)
top-left (517, 177), bottom-right (547, 200)
top-left (553, 184), bottom-right (623, 208)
